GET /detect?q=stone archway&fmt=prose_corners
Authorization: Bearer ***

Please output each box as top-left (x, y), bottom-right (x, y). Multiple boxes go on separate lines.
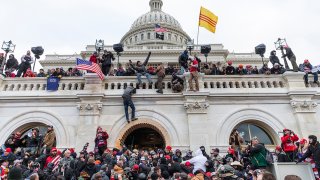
top-left (0, 111), bottom-right (70, 148)
top-left (114, 119), bottom-right (171, 149)
top-left (216, 108), bottom-right (285, 146)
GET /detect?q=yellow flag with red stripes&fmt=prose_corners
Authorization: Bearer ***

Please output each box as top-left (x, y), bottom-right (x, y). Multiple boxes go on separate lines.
top-left (199, 6), bottom-right (218, 33)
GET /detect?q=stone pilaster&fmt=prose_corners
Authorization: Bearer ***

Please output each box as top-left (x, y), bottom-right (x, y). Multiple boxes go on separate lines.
top-left (283, 72), bottom-right (306, 90)
top-left (75, 73), bottom-right (104, 151)
top-left (184, 92), bottom-right (210, 151)
top-left (289, 91), bottom-right (319, 139)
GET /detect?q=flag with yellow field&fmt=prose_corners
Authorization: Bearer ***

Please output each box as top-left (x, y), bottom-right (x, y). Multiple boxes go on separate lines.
top-left (199, 6), bottom-right (218, 33)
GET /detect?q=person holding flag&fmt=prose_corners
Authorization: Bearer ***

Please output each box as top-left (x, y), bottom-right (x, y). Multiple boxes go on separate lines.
top-left (76, 58), bottom-right (105, 80)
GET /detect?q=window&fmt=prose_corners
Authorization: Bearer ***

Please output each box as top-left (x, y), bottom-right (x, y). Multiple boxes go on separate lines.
top-left (233, 123), bottom-right (274, 145)
top-left (135, 36), bottom-right (138, 42)
top-left (141, 34), bottom-right (144, 41)
top-left (168, 34), bottom-right (171, 40)
top-left (147, 33), bottom-right (151, 39)
top-left (175, 35), bottom-right (177, 42)
top-left (130, 38), bottom-right (132, 44)
top-left (180, 37), bottom-right (183, 43)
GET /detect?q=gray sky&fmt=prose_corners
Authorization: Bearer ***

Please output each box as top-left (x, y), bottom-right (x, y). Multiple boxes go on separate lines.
top-left (1, 0), bottom-right (319, 70)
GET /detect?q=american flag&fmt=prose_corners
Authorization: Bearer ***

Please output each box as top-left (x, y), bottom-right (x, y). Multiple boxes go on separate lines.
top-left (51, 155), bottom-right (62, 172)
top-left (76, 58), bottom-right (105, 80)
top-left (155, 24), bottom-right (168, 33)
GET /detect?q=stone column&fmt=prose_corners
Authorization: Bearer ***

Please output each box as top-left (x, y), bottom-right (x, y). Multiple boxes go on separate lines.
top-left (184, 92), bottom-right (210, 151)
top-left (290, 92), bottom-right (319, 139)
top-left (75, 73), bottom-right (104, 152)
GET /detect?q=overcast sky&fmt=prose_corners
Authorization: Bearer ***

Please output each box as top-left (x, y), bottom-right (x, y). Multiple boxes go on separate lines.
top-left (1, 0), bottom-right (319, 70)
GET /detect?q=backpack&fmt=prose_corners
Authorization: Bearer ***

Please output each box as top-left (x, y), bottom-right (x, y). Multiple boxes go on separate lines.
top-left (265, 149), bottom-right (274, 165)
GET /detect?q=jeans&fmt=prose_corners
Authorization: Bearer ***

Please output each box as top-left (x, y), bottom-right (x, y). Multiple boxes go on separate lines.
top-left (137, 73), bottom-right (152, 84)
top-left (123, 99), bottom-right (135, 121)
top-left (304, 72), bottom-right (318, 83)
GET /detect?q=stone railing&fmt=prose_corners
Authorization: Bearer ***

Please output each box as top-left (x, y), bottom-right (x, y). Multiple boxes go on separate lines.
top-left (0, 72), bottom-right (314, 94)
top-left (0, 77), bottom-right (85, 92)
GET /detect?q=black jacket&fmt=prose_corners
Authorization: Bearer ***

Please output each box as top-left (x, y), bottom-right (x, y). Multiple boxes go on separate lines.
top-left (130, 52), bottom-right (151, 74)
top-left (226, 66), bottom-right (235, 75)
top-left (168, 162), bottom-right (181, 176)
top-left (101, 53), bottom-right (115, 66)
top-left (269, 54), bottom-right (282, 66)
top-left (5, 57), bottom-right (19, 70)
top-left (284, 47), bottom-right (295, 59)
top-left (300, 142), bottom-right (320, 168)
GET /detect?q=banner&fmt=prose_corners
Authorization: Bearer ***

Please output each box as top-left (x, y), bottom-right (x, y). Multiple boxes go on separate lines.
top-left (47, 77), bottom-right (60, 91)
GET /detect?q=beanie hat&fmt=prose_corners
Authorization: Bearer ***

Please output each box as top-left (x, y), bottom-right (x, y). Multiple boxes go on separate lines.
top-left (5, 148), bottom-right (12, 153)
top-left (172, 155), bottom-right (179, 162)
top-left (133, 164), bottom-right (139, 171)
top-left (8, 167), bottom-right (22, 180)
top-left (227, 61), bottom-right (232, 65)
top-left (185, 161), bottom-right (191, 167)
top-left (239, 64), bottom-right (243, 68)
top-left (304, 59), bottom-right (309, 64)
top-left (308, 135), bottom-right (317, 142)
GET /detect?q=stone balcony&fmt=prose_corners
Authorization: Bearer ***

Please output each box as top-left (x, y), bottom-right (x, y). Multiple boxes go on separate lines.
top-left (0, 72), bottom-right (318, 97)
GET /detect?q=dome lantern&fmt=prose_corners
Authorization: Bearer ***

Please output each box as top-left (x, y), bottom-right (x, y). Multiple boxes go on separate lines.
top-left (149, 0), bottom-right (163, 11)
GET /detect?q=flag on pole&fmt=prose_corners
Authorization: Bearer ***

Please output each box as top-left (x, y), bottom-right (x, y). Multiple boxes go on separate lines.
top-left (155, 24), bottom-right (168, 33)
top-left (76, 58), bottom-right (105, 80)
top-left (199, 6), bottom-right (218, 33)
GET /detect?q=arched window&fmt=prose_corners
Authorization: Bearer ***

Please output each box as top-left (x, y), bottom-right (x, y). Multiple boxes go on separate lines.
top-left (141, 34), bottom-right (144, 41)
top-left (147, 33), bottom-right (151, 39)
top-left (233, 123), bottom-right (274, 145)
top-left (180, 37), bottom-right (183, 43)
top-left (130, 38), bottom-right (132, 44)
top-left (135, 36), bottom-right (138, 42)
top-left (174, 35), bottom-right (178, 42)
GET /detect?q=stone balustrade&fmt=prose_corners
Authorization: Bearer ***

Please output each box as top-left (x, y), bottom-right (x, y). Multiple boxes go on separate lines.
top-left (0, 72), bottom-right (315, 94)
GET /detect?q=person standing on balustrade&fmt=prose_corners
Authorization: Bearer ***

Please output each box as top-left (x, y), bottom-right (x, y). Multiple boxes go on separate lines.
top-left (17, 51), bottom-right (34, 77)
top-left (156, 63), bottom-right (165, 94)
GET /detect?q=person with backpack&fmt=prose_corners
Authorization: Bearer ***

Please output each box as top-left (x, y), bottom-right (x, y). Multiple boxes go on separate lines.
top-left (281, 128), bottom-right (299, 162)
top-left (178, 50), bottom-right (189, 74)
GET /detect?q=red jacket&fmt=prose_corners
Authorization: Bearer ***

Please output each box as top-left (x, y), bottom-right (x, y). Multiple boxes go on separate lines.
top-left (281, 134), bottom-right (299, 152)
top-left (95, 131), bottom-right (109, 147)
top-left (89, 55), bottom-right (98, 64)
top-left (44, 155), bottom-right (57, 168)
top-left (189, 59), bottom-right (198, 72)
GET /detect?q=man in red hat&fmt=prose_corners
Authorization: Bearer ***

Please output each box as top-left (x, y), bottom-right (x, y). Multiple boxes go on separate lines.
top-left (1, 148), bottom-right (16, 165)
top-left (44, 147), bottom-right (58, 168)
top-left (301, 59), bottom-right (318, 85)
top-left (281, 128), bottom-right (299, 162)
top-left (226, 61), bottom-right (235, 75)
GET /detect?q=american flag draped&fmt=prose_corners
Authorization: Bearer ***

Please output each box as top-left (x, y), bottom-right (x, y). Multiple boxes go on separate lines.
top-left (76, 58), bottom-right (105, 80)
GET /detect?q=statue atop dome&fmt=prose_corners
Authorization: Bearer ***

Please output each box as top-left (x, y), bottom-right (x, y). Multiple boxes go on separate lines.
top-left (149, 0), bottom-right (163, 11)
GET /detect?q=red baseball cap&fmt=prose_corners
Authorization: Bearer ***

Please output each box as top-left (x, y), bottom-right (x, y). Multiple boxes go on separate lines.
top-left (5, 148), bottom-right (12, 153)
top-left (166, 146), bottom-right (172, 151)
top-left (275, 146), bottom-right (282, 151)
top-left (300, 138), bottom-right (307, 144)
top-left (165, 155), bottom-right (171, 160)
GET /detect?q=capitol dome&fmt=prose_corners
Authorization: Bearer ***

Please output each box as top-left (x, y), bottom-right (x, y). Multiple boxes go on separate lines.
top-left (120, 0), bottom-right (191, 46)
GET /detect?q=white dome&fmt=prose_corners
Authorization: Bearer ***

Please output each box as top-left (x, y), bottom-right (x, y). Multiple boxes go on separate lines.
top-left (120, 0), bottom-right (191, 46)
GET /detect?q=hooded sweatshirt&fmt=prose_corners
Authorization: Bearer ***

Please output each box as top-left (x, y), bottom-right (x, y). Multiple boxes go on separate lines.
top-left (188, 149), bottom-right (207, 173)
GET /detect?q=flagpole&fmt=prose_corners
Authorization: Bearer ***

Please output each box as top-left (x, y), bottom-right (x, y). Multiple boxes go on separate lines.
top-left (196, 25), bottom-right (200, 46)
top-left (197, 7), bottom-right (201, 46)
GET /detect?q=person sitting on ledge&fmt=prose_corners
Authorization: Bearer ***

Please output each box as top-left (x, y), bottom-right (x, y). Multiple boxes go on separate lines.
top-left (226, 61), bottom-right (235, 75)
top-left (259, 63), bottom-right (271, 75)
top-left (271, 63), bottom-right (285, 74)
top-left (300, 59), bottom-right (319, 85)
top-left (236, 64), bottom-right (247, 75)
top-left (129, 52), bottom-right (152, 86)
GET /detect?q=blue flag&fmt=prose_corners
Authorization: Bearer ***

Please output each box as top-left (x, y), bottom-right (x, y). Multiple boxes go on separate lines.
top-left (47, 77), bottom-right (60, 91)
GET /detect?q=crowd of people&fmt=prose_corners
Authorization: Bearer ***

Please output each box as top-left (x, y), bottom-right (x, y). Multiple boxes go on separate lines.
top-left (1, 124), bottom-right (319, 180)
top-left (1, 46), bottom-right (319, 89)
